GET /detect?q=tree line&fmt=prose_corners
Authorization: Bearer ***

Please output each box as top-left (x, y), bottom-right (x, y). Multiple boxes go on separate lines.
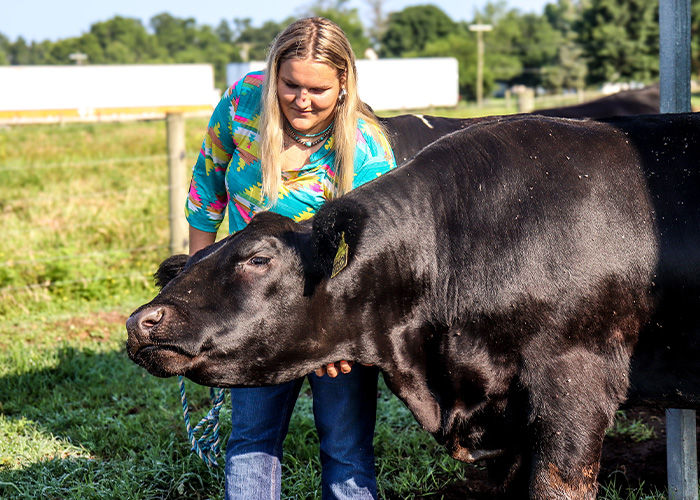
top-left (1, 0), bottom-right (699, 100)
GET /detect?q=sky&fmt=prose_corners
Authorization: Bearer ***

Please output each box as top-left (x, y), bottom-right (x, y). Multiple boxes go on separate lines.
top-left (1, 0), bottom-right (551, 43)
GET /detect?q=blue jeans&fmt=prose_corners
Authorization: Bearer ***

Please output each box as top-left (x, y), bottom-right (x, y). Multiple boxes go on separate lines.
top-left (224, 365), bottom-right (379, 500)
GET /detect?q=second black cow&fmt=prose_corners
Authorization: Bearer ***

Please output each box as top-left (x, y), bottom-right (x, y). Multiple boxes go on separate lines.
top-left (380, 87), bottom-right (661, 166)
top-left (127, 114), bottom-right (700, 499)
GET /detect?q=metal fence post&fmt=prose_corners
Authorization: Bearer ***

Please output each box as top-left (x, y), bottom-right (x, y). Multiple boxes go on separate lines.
top-left (166, 112), bottom-right (188, 256)
top-left (660, 0), bottom-right (692, 114)
top-left (667, 409), bottom-right (698, 500)
top-left (659, 2), bottom-right (696, 499)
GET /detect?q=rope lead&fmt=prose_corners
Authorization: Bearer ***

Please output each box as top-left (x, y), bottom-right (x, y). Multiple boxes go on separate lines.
top-left (178, 375), bottom-right (226, 468)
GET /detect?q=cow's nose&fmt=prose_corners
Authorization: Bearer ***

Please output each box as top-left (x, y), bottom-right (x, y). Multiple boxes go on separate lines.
top-left (127, 306), bottom-right (165, 333)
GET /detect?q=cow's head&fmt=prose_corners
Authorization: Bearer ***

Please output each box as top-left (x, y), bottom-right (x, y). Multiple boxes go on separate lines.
top-left (126, 208), bottom-right (370, 388)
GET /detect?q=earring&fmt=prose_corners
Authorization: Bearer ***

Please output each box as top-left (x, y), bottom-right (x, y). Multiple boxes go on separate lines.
top-left (338, 88), bottom-right (347, 102)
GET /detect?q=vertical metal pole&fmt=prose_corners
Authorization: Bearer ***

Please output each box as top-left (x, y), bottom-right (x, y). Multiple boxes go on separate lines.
top-left (166, 112), bottom-right (188, 256)
top-left (660, 0), bottom-right (692, 114)
top-left (659, 2), bottom-right (696, 499)
top-left (667, 409), bottom-right (698, 500)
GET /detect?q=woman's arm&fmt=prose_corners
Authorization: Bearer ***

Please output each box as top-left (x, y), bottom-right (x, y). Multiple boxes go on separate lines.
top-left (189, 225), bottom-right (217, 256)
top-left (184, 84), bottom-right (238, 237)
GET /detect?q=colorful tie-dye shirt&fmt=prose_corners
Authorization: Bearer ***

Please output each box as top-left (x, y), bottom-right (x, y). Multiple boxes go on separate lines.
top-left (185, 71), bottom-right (397, 234)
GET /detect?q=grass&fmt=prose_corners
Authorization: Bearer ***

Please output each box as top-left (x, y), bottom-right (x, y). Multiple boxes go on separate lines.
top-left (1, 101), bottom-right (696, 498)
top-left (0, 312), bottom-right (473, 499)
top-left (607, 410), bottom-right (657, 443)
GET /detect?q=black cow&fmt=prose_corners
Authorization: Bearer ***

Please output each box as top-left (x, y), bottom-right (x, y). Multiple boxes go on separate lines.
top-left (379, 114), bottom-right (493, 165)
top-left (536, 86), bottom-right (660, 119)
top-left (126, 113), bottom-right (700, 499)
top-left (380, 87), bottom-right (660, 166)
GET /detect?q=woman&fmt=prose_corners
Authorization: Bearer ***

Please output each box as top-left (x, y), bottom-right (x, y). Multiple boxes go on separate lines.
top-left (184, 17), bottom-right (397, 500)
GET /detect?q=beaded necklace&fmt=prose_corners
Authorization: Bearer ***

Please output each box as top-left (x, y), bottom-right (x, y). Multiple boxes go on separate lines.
top-left (284, 120), bottom-right (334, 148)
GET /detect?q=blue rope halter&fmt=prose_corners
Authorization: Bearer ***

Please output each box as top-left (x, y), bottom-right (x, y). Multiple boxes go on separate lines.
top-left (178, 375), bottom-right (226, 468)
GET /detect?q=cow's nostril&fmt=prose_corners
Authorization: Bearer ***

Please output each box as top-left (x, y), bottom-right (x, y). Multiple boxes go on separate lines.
top-left (139, 307), bottom-right (165, 330)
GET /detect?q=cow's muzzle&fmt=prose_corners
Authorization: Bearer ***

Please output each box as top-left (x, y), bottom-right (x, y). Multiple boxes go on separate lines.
top-left (447, 438), bottom-right (506, 463)
top-left (127, 306), bottom-right (165, 334)
top-left (126, 305), bottom-right (193, 377)
top-left (126, 305), bottom-right (166, 354)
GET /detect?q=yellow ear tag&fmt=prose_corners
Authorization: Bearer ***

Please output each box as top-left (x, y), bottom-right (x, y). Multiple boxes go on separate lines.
top-left (331, 232), bottom-right (349, 278)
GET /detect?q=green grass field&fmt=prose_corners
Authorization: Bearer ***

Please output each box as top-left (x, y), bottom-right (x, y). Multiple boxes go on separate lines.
top-left (0, 104), bottom-right (691, 499)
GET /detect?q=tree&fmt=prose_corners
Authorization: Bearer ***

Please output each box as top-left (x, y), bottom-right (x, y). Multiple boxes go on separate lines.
top-left (7, 37), bottom-right (32, 65)
top-left (0, 33), bottom-right (9, 65)
top-left (485, 10), bottom-right (562, 89)
top-left (187, 24), bottom-right (241, 89)
top-left (365, 0), bottom-right (389, 49)
top-left (48, 36), bottom-right (93, 65)
top-left (544, 0), bottom-right (586, 34)
top-left (543, 0), bottom-right (588, 92)
top-left (576, 0), bottom-right (659, 85)
top-left (72, 34), bottom-right (106, 64)
top-left (466, 2), bottom-right (527, 91)
top-left (410, 26), bottom-right (481, 99)
top-left (90, 16), bottom-right (165, 63)
top-left (234, 18), bottom-right (289, 61)
top-left (25, 41), bottom-right (55, 65)
top-left (150, 13), bottom-right (198, 57)
top-left (380, 5), bottom-right (458, 57)
top-left (309, 0), bottom-right (372, 57)
top-left (543, 42), bottom-right (588, 93)
top-left (515, 13), bottom-right (564, 88)
top-left (216, 20), bottom-right (234, 44)
top-left (692, 0), bottom-right (700, 76)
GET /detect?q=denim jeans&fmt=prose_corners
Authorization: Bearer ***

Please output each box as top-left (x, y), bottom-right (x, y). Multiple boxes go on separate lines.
top-left (224, 365), bottom-right (379, 500)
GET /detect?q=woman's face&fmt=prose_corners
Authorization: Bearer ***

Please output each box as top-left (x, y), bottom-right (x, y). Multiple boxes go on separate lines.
top-left (277, 58), bottom-right (343, 135)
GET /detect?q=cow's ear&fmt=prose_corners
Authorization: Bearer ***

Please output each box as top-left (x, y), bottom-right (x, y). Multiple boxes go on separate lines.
top-left (154, 254), bottom-right (189, 289)
top-left (311, 200), bottom-right (366, 277)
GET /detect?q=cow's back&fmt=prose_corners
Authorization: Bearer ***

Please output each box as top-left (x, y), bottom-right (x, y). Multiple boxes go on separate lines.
top-left (536, 86), bottom-right (660, 118)
top-left (379, 114), bottom-right (496, 165)
top-left (352, 116), bottom-right (659, 322)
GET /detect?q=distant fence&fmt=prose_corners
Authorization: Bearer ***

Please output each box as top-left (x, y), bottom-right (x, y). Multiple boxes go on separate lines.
top-left (0, 155), bottom-right (171, 298)
top-left (0, 114), bottom-right (195, 321)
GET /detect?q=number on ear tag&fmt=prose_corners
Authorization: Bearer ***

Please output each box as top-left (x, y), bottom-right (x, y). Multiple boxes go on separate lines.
top-left (331, 232), bottom-right (349, 278)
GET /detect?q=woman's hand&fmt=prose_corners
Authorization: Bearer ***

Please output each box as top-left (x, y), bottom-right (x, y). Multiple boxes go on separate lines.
top-left (315, 361), bottom-right (354, 377)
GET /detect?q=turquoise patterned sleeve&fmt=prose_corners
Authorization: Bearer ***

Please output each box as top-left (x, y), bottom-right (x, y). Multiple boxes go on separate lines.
top-left (352, 119), bottom-right (398, 189)
top-left (184, 84), bottom-right (238, 233)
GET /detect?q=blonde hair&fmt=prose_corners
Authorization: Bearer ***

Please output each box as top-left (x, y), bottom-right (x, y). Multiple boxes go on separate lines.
top-left (259, 17), bottom-right (384, 205)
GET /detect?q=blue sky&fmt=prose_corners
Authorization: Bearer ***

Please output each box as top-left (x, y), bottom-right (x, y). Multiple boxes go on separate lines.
top-left (2, 0), bottom-right (551, 43)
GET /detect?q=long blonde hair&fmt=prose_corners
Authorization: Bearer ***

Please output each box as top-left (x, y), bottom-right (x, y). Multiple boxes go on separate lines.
top-left (259, 17), bottom-right (383, 205)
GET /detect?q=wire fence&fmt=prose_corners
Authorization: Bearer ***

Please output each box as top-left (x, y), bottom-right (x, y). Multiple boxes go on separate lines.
top-left (0, 121), bottom-right (199, 320)
top-left (0, 155), bottom-right (170, 173)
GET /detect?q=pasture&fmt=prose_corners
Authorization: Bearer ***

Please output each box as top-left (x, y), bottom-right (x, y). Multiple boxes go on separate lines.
top-left (0, 110), bottom-right (689, 499)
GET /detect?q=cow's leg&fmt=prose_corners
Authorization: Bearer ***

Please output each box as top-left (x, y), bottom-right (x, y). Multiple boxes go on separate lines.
top-left (521, 346), bottom-right (629, 500)
top-left (527, 424), bottom-right (603, 500)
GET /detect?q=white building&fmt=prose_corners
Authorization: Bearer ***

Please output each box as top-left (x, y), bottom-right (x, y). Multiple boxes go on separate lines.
top-left (0, 64), bottom-right (217, 124)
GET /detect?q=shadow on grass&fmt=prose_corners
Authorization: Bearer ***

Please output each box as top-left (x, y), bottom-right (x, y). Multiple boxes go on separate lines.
top-left (0, 342), bottom-right (476, 499)
top-left (0, 345), bottom-right (229, 499)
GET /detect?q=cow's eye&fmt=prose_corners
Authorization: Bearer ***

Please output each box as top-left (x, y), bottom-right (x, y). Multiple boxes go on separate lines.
top-left (248, 256), bottom-right (271, 266)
